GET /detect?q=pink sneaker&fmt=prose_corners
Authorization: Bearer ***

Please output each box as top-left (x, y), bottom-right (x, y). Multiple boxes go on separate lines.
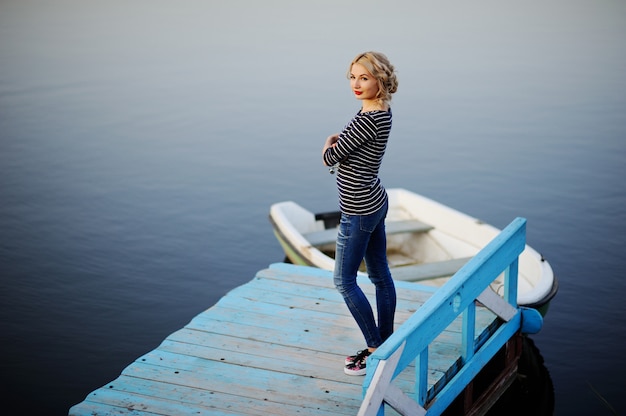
top-left (345, 349), bottom-right (369, 366)
top-left (344, 349), bottom-right (371, 376)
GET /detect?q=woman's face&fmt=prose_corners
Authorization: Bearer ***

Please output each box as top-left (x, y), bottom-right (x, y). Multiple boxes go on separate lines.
top-left (349, 63), bottom-right (379, 102)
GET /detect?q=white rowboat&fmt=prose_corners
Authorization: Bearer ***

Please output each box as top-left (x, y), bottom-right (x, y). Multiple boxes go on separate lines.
top-left (269, 188), bottom-right (558, 314)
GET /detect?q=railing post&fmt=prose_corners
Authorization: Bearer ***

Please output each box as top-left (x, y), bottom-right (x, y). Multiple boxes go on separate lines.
top-left (462, 302), bottom-right (476, 361)
top-left (415, 347), bottom-right (428, 405)
top-left (504, 258), bottom-right (519, 308)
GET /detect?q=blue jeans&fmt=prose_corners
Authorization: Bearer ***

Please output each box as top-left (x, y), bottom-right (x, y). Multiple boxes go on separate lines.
top-left (334, 200), bottom-right (396, 349)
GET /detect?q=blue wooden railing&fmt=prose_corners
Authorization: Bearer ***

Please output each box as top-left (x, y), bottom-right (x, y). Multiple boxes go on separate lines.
top-left (358, 217), bottom-right (543, 416)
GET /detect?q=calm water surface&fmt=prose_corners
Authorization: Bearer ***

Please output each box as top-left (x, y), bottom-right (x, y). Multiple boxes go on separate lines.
top-left (1, 1), bottom-right (625, 415)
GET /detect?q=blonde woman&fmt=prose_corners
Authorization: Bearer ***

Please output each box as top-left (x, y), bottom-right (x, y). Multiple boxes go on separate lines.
top-left (322, 51), bottom-right (399, 376)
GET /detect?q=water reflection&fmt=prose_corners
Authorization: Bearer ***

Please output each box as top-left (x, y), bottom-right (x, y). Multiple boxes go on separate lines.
top-left (486, 337), bottom-right (554, 416)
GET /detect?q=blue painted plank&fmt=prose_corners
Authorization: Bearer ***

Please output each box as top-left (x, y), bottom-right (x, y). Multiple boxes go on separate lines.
top-left (69, 401), bottom-right (163, 416)
top-left (74, 383), bottom-right (245, 416)
top-left (118, 359), bottom-right (362, 414)
top-left (160, 330), bottom-right (447, 391)
top-left (267, 262), bottom-right (438, 294)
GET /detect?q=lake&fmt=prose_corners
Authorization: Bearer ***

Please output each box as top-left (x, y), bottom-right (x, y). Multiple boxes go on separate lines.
top-left (1, 1), bottom-right (625, 415)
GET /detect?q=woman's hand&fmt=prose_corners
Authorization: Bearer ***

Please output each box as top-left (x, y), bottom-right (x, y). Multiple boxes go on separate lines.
top-left (322, 133), bottom-right (340, 165)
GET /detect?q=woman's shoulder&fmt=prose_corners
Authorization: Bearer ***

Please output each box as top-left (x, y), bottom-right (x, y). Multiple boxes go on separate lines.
top-left (359, 109), bottom-right (392, 123)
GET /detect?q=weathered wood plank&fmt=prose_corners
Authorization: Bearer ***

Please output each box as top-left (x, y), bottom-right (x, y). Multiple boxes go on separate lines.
top-left (208, 279), bottom-right (495, 342)
top-left (161, 330), bottom-right (448, 391)
top-left (186, 301), bottom-right (492, 372)
top-left (77, 376), bottom-right (341, 416)
top-left (68, 401), bottom-right (165, 416)
top-left (262, 263), bottom-right (439, 296)
top-left (77, 381), bottom-right (249, 416)
top-left (118, 358), bottom-right (362, 412)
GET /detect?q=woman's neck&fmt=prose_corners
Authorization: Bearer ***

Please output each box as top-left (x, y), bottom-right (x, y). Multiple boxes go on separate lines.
top-left (361, 99), bottom-right (387, 112)
top-left (361, 106), bottom-right (388, 113)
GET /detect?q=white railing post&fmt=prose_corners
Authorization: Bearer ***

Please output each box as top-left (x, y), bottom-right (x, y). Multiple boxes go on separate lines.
top-left (358, 342), bottom-right (427, 416)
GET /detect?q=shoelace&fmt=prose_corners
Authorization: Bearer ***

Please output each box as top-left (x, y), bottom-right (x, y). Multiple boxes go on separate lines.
top-left (350, 349), bottom-right (371, 366)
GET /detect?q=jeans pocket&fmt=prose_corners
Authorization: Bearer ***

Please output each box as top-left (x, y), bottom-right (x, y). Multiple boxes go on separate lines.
top-left (359, 200), bottom-right (388, 233)
top-left (359, 215), bottom-right (377, 233)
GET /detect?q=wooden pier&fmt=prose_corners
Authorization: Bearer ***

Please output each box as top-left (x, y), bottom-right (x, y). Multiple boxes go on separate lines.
top-left (69, 218), bottom-right (541, 415)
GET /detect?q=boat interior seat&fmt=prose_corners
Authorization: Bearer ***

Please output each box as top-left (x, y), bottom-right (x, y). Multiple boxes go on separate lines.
top-left (304, 219), bottom-right (433, 247)
top-left (391, 257), bottom-right (473, 282)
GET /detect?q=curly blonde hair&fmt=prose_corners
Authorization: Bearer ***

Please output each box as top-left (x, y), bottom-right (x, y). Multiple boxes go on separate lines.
top-left (347, 51), bottom-right (398, 107)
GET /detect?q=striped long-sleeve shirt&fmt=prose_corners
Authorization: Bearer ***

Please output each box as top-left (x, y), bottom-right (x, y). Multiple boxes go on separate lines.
top-left (323, 109), bottom-right (392, 215)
